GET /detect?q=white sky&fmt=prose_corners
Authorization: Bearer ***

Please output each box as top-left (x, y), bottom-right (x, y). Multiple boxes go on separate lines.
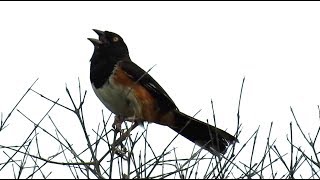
top-left (1, 1), bottom-right (320, 178)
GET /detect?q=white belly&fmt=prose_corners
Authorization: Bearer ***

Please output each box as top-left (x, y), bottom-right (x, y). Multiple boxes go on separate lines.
top-left (91, 77), bottom-right (141, 117)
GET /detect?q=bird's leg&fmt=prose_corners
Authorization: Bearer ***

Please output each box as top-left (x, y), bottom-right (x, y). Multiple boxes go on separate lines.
top-left (112, 115), bottom-right (127, 156)
top-left (112, 115), bottom-right (124, 132)
top-left (112, 115), bottom-right (139, 155)
top-left (111, 119), bottom-right (140, 158)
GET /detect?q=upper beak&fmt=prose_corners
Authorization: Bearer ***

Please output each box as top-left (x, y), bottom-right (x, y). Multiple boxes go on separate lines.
top-left (93, 29), bottom-right (105, 37)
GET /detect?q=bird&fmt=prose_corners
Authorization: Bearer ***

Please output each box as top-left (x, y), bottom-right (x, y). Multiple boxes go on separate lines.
top-left (88, 29), bottom-right (238, 155)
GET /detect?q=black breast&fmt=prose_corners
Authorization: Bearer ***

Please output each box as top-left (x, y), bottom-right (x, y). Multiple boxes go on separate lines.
top-left (90, 54), bottom-right (117, 89)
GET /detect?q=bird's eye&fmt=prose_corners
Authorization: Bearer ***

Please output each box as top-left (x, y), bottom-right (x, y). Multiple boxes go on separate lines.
top-left (112, 36), bottom-right (119, 42)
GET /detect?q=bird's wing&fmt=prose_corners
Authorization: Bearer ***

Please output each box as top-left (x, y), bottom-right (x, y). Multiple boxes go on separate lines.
top-left (118, 60), bottom-right (178, 112)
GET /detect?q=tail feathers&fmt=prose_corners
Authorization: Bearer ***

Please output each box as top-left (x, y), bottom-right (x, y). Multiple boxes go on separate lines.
top-left (169, 110), bottom-right (238, 155)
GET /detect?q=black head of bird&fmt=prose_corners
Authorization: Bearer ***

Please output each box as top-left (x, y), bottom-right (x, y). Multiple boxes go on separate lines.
top-left (88, 29), bottom-right (129, 60)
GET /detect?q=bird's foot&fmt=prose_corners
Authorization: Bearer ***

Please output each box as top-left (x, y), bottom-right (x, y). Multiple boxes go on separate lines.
top-left (112, 115), bottom-right (140, 132)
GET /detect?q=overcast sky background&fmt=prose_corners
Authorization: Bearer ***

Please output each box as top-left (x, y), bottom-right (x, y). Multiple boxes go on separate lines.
top-left (1, 1), bottom-right (320, 178)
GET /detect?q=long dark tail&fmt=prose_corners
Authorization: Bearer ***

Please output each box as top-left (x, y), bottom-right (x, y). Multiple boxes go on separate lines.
top-left (169, 110), bottom-right (238, 155)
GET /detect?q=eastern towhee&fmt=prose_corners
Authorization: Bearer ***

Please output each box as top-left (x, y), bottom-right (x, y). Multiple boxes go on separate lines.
top-left (88, 29), bottom-right (237, 155)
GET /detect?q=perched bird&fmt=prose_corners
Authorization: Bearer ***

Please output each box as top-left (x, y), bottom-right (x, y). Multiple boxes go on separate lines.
top-left (88, 29), bottom-right (237, 155)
